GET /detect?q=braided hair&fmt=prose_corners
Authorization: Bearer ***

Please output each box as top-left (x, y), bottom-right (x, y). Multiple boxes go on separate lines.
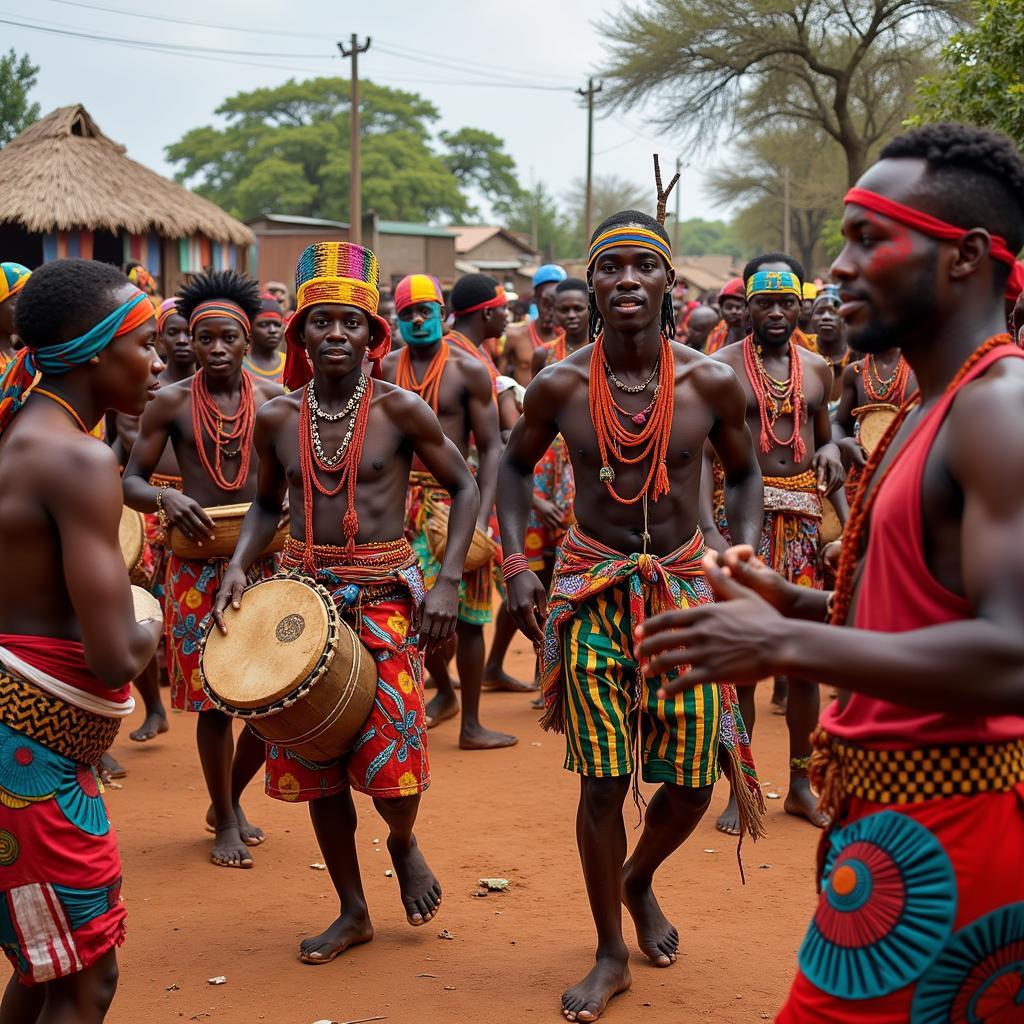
top-left (587, 210), bottom-right (675, 342)
top-left (175, 268), bottom-right (262, 328)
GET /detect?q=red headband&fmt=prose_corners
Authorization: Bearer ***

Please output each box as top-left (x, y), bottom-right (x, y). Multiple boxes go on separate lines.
top-left (452, 285), bottom-right (507, 317)
top-left (189, 300), bottom-right (251, 335)
top-left (844, 187), bottom-right (1017, 267)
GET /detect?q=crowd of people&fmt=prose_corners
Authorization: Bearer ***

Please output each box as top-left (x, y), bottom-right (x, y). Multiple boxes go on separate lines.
top-left (0, 120), bottom-right (1023, 1024)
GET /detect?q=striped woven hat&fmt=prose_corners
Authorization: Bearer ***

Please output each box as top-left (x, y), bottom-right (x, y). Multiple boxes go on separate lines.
top-left (394, 273), bottom-right (443, 313)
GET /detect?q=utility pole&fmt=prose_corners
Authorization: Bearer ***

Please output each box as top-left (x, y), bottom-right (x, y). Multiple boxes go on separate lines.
top-left (782, 166), bottom-right (791, 254)
top-left (338, 34), bottom-right (371, 245)
top-left (577, 77), bottom-right (602, 246)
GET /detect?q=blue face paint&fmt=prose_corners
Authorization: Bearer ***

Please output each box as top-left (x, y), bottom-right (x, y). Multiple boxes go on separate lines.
top-left (398, 307), bottom-right (443, 347)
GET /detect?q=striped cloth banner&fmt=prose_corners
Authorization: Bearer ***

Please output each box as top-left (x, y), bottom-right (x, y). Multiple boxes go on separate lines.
top-left (122, 233), bottom-right (162, 276)
top-left (42, 230), bottom-right (94, 262)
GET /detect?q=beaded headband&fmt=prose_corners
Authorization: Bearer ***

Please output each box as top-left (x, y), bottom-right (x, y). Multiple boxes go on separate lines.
top-left (395, 273), bottom-right (443, 313)
top-left (745, 270), bottom-right (802, 300)
top-left (189, 300), bottom-right (251, 335)
top-left (588, 227), bottom-right (673, 269)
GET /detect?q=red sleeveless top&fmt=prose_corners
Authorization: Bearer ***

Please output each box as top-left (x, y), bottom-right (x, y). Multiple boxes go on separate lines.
top-left (823, 344), bottom-right (1024, 747)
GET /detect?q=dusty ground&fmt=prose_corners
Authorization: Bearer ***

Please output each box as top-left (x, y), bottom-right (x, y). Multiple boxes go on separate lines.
top-left (103, 628), bottom-right (820, 1024)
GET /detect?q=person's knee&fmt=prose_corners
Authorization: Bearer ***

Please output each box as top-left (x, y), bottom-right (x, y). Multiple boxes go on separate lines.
top-left (580, 776), bottom-right (629, 819)
top-left (52, 955), bottom-right (119, 1016)
top-left (667, 783), bottom-right (713, 813)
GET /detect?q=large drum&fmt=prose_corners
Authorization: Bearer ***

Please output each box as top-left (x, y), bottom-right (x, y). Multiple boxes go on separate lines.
top-left (199, 574), bottom-right (376, 762)
top-left (819, 497), bottom-right (843, 545)
top-left (168, 502), bottom-right (288, 560)
top-left (857, 404), bottom-right (899, 456)
top-left (425, 495), bottom-right (496, 572)
top-left (131, 585), bottom-right (163, 624)
top-left (119, 506), bottom-right (148, 585)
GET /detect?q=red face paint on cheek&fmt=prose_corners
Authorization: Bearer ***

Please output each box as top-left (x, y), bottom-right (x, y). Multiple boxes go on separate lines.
top-left (864, 212), bottom-right (914, 276)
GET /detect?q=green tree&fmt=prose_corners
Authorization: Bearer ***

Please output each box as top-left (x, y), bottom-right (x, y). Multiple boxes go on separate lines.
top-left (596, 0), bottom-right (965, 186)
top-left (668, 217), bottom-right (744, 259)
top-left (0, 49), bottom-right (40, 146)
top-left (706, 125), bottom-right (844, 271)
top-left (167, 77), bottom-right (521, 223)
top-left (912, 0), bottom-right (1024, 147)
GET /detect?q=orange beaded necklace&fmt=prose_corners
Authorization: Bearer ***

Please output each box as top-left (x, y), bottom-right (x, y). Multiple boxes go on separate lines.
top-left (395, 343), bottom-right (448, 412)
top-left (190, 370), bottom-right (255, 491)
top-left (588, 331), bottom-right (674, 506)
top-left (831, 333), bottom-right (1010, 626)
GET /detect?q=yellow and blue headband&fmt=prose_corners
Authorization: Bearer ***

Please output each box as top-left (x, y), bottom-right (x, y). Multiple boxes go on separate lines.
top-left (588, 226), bottom-right (673, 269)
top-left (745, 270), bottom-right (802, 301)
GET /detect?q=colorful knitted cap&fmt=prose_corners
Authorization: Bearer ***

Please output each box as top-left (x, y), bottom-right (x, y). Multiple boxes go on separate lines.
top-left (284, 241), bottom-right (391, 389)
top-left (0, 262), bottom-right (31, 304)
top-left (395, 273), bottom-right (443, 313)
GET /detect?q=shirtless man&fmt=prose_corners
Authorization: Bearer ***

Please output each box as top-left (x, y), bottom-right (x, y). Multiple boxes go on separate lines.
top-left (214, 241), bottom-right (478, 964)
top-left (704, 277), bottom-right (746, 353)
top-left (706, 255), bottom-right (844, 833)
top-left (501, 264), bottom-right (566, 385)
top-left (498, 210), bottom-right (764, 1022)
top-left (243, 294), bottom-right (286, 385)
top-left (0, 259), bottom-right (163, 1023)
top-left (123, 269), bottom-right (284, 868)
top-left (0, 262), bottom-right (30, 369)
top-left (638, 121), bottom-right (1024, 1023)
top-left (682, 305), bottom-right (721, 352)
top-left (808, 291), bottom-right (850, 410)
top-left (380, 272), bottom-right (514, 748)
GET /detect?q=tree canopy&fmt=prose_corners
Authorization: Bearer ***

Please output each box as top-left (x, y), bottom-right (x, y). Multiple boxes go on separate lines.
top-left (166, 77), bottom-right (525, 224)
top-left (0, 49), bottom-right (40, 147)
top-left (912, 0), bottom-right (1024, 149)
top-left (596, 0), bottom-right (966, 186)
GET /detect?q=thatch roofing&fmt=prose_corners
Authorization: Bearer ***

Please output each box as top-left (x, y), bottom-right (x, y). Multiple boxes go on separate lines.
top-left (0, 105), bottom-right (254, 246)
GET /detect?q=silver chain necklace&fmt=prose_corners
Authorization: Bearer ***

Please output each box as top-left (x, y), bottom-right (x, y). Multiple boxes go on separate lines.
top-left (605, 357), bottom-right (660, 394)
top-left (306, 377), bottom-right (366, 467)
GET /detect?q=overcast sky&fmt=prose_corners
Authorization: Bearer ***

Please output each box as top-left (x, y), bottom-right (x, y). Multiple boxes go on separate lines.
top-left (4, 0), bottom-right (729, 224)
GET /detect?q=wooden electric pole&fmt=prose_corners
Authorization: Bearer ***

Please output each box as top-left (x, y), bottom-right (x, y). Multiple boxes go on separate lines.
top-left (577, 78), bottom-right (602, 246)
top-left (338, 34), bottom-right (371, 245)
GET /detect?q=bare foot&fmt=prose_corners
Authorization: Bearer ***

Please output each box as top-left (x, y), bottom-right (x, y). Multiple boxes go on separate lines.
top-left (425, 690), bottom-right (459, 729)
top-left (210, 823), bottom-right (254, 868)
top-left (715, 794), bottom-right (741, 836)
top-left (99, 752), bottom-right (126, 782)
top-left (483, 667), bottom-right (538, 693)
top-left (770, 678), bottom-right (788, 715)
top-left (531, 693), bottom-right (546, 710)
top-left (206, 803), bottom-right (265, 847)
top-left (622, 860), bottom-right (679, 967)
top-left (459, 722), bottom-right (518, 750)
top-left (387, 834), bottom-right (442, 925)
top-left (129, 709), bottom-right (169, 743)
top-left (784, 775), bottom-right (829, 828)
top-left (561, 956), bottom-right (632, 1021)
top-left (299, 911), bottom-right (373, 964)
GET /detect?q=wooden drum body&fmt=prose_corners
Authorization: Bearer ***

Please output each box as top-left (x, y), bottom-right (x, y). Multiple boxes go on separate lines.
top-left (119, 506), bottom-right (148, 585)
top-left (199, 574), bottom-right (377, 762)
top-left (168, 502), bottom-right (288, 560)
top-left (424, 497), bottom-right (496, 572)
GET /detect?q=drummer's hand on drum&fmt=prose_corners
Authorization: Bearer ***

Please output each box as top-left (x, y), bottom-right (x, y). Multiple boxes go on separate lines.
top-left (212, 564), bottom-right (248, 635)
top-left (813, 442), bottom-right (846, 497)
top-left (836, 436), bottom-right (867, 472)
top-left (506, 569), bottom-right (547, 648)
top-left (162, 489), bottom-right (217, 544)
top-left (416, 577), bottom-right (458, 653)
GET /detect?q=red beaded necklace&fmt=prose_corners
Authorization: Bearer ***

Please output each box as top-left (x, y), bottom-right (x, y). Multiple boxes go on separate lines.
top-left (742, 335), bottom-right (807, 463)
top-left (190, 370), bottom-right (255, 491)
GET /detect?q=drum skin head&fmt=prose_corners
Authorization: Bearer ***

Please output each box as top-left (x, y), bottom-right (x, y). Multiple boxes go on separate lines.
top-left (131, 585), bottom-right (162, 624)
top-left (119, 506), bottom-right (144, 571)
top-left (860, 407), bottom-right (897, 455)
top-left (203, 576), bottom-right (331, 708)
top-left (820, 498), bottom-right (843, 544)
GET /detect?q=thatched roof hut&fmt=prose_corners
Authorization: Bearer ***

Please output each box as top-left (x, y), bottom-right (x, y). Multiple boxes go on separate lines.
top-left (0, 105), bottom-right (254, 294)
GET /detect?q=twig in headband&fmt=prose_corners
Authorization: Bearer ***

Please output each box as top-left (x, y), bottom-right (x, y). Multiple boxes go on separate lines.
top-left (653, 154), bottom-right (680, 226)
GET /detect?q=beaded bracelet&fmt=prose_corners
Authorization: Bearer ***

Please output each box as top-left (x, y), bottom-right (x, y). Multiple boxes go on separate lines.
top-left (501, 553), bottom-right (531, 581)
top-left (155, 485), bottom-right (171, 531)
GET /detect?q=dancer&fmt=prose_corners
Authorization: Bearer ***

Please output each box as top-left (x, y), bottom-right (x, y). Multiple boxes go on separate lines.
top-left (380, 273), bottom-right (514, 748)
top-left (123, 269), bottom-right (282, 868)
top-left (502, 264), bottom-right (566, 385)
top-left (706, 256), bottom-right (844, 833)
top-left (638, 122), bottom-right (1024, 1022)
top-left (498, 203), bottom-right (764, 1022)
top-left (214, 242), bottom-right (479, 963)
top-left (0, 260), bottom-right (163, 1022)
top-left (243, 294), bottom-right (286, 385)
top-left (705, 277), bottom-right (745, 353)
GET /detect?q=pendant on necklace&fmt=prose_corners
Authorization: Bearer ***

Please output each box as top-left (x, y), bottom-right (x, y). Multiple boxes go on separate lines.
top-left (631, 411), bottom-right (647, 426)
top-left (780, 398), bottom-right (793, 415)
top-left (599, 465), bottom-right (615, 484)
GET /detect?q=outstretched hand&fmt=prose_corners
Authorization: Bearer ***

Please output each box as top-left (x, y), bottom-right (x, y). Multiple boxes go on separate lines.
top-left (635, 553), bottom-right (785, 697)
top-left (211, 564), bottom-right (248, 635)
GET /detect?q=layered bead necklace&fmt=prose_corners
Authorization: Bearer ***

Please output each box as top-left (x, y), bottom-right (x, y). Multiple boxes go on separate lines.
top-left (395, 343), bottom-right (448, 412)
top-left (742, 336), bottom-right (807, 463)
top-left (863, 352), bottom-right (911, 404)
top-left (190, 370), bottom-right (255, 491)
top-left (299, 376), bottom-right (372, 565)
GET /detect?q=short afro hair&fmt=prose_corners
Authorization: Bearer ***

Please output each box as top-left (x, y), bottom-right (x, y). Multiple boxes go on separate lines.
top-left (878, 123), bottom-right (1024, 276)
top-left (588, 210), bottom-right (674, 342)
top-left (175, 268), bottom-right (262, 327)
top-left (449, 273), bottom-right (502, 317)
top-left (743, 253), bottom-right (805, 286)
top-left (14, 259), bottom-right (130, 349)
top-left (555, 277), bottom-right (588, 296)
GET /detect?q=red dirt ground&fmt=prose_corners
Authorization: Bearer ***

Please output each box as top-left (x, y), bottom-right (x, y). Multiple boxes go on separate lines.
top-left (103, 630), bottom-right (820, 1024)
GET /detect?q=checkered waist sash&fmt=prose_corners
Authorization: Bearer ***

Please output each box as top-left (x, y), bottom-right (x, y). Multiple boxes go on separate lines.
top-left (810, 727), bottom-right (1024, 820)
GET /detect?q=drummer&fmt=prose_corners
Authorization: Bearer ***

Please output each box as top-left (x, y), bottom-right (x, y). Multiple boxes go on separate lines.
top-left (0, 259), bottom-right (163, 1019)
top-left (213, 241), bottom-right (479, 964)
top-left (123, 269), bottom-right (283, 869)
